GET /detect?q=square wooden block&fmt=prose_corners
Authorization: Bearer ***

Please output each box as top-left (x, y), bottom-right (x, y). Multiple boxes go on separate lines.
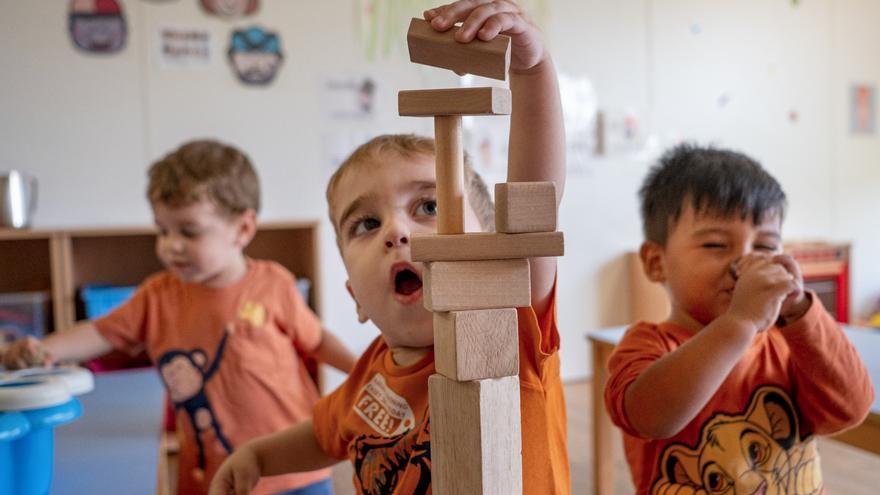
top-left (495, 182), bottom-right (557, 233)
top-left (423, 259), bottom-right (530, 312)
top-left (434, 309), bottom-right (519, 381)
top-left (429, 374), bottom-right (523, 495)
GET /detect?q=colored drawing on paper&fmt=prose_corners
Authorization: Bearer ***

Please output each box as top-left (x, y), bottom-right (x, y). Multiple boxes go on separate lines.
top-left (227, 26), bottom-right (283, 85)
top-left (69, 0), bottom-right (127, 54)
top-left (850, 84), bottom-right (876, 135)
top-left (201, 0), bottom-right (259, 19)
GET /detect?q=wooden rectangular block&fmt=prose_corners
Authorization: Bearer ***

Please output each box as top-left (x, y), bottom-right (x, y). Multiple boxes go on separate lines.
top-left (429, 374), bottom-right (523, 495)
top-left (423, 259), bottom-right (530, 312)
top-left (399, 87), bottom-right (511, 117)
top-left (412, 231), bottom-right (563, 262)
top-left (434, 309), bottom-right (519, 381)
top-left (495, 182), bottom-right (558, 233)
top-left (407, 18), bottom-right (511, 80)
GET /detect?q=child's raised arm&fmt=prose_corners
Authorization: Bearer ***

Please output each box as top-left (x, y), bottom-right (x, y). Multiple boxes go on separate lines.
top-left (208, 419), bottom-right (337, 495)
top-left (424, 1), bottom-right (565, 316)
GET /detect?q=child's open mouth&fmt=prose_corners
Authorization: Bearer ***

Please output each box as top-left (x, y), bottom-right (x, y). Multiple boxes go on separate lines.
top-left (391, 262), bottom-right (423, 303)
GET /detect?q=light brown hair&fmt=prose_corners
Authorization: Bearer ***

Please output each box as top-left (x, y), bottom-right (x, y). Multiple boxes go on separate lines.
top-left (147, 139), bottom-right (260, 217)
top-left (326, 134), bottom-right (494, 239)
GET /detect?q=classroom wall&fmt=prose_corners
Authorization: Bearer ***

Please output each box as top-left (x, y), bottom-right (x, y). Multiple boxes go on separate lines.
top-left (1, 0), bottom-right (877, 384)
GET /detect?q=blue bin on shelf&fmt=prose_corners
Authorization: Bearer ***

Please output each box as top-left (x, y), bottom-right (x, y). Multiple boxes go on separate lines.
top-left (0, 367), bottom-right (94, 495)
top-left (80, 285), bottom-right (137, 319)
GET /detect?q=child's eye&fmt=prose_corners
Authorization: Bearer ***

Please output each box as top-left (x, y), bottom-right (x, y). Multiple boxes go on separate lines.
top-left (181, 229), bottom-right (200, 239)
top-left (702, 243), bottom-right (726, 249)
top-left (415, 199), bottom-right (437, 217)
top-left (352, 217), bottom-right (380, 236)
top-left (754, 244), bottom-right (778, 252)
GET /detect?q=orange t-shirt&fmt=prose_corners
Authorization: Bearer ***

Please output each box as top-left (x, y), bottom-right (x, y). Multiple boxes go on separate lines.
top-left (94, 259), bottom-right (331, 495)
top-left (605, 296), bottom-right (874, 494)
top-left (313, 283), bottom-right (570, 494)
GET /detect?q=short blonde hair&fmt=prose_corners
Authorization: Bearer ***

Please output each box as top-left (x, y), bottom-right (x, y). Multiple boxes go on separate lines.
top-left (147, 139), bottom-right (260, 217)
top-left (326, 134), bottom-right (494, 238)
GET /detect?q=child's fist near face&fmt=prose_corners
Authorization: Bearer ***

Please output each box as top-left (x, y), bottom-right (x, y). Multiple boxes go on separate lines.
top-left (729, 253), bottom-right (810, 333)
top-left (423, 0), bottom-right (547, 73)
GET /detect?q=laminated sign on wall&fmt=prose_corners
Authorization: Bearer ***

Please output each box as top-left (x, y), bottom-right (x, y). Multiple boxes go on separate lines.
top-left (227, 26), bottom-right (283, 85)
top-left (68, 0), bottom-right (126, 54)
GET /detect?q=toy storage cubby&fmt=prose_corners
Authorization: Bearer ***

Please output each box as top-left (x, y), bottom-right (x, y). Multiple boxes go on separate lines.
top-left (0, 220), bottom-right (322, 346)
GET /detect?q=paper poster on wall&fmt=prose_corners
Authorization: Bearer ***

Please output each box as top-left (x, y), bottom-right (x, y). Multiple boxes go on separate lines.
top-left (850, 84), bottom-right (876, 135)
top-left (69, 0), bottom-right (127, 54)
top-left (201, 0), bottom-right (259, 19)
top-left (157, 27), bottom-right (212, 68)
top-left (321, 77), bottom-right (377, 120)
top-left (227, 26), bottom-right (284, 86)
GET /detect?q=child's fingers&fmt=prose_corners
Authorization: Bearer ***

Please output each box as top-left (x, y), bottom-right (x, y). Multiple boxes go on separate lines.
top-left (233, 471), bottom-right (256, 495)
top-left (457, 1), bottom-right (523, 42)
top-left (772, 253), bottom-right (803, 281)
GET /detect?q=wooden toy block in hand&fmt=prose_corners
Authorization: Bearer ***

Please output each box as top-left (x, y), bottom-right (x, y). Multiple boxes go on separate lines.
top-left (434, 309), bottom-right (519, 381)
top-left (495, 182), bottom-right (558, 233)
top-left (423, 259), bottom-right (530, 312)
top-left (407, 18), bottom-right (511, 80)
top-left (399, 87), bottom-right (511, 117)
top-left (429, 374), bottom-right (523, 495)
top-left (411, 231), bottom-right (564, 262)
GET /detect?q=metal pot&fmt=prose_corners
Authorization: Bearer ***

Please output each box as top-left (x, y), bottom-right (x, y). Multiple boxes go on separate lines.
top-left (0, 171), bottom-right (38, 229)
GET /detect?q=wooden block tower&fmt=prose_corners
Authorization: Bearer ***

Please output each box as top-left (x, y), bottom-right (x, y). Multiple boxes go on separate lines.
top-left (400, 18), bottom-right (564, 494)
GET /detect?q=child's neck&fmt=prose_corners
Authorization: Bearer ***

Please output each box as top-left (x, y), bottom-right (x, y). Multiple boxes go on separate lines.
top-left (390, 345), bottom-right (430, 367)
top-left (202, 254), bottom-right (249, 289)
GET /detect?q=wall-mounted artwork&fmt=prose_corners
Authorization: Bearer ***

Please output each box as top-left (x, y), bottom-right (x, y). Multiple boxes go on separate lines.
top-left (850, 84), bottom-right (876, 135)
top-left (157, 26), bottom-right (212, 69)
top-left (227, 26), bottom-right (283, 85)
top-left (201, 0), bottom-right (259, 19)
top-left (69, 0), bottom-right (127, 54)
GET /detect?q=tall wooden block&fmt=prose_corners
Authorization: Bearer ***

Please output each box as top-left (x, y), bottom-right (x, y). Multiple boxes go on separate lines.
top-left (423, 259), bottom-right (530, 312)
top-left (435, 115), bottom-right (465, 234)
top-left (407, 18), bottom-right (511, 80)
top-left (434, 309), bottom-right (519, 381)
top-left (495, 182), bottom-right (558, 233)
top-left (429, 374), bottom-right (523, 495)
top-left (399, 87), bottom-right (511, 116)
top-left (411, 231), bottom-right (564, 262)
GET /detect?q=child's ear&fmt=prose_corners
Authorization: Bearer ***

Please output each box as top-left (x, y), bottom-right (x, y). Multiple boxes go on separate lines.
top-left (639, 240), bottom-right (666, 283)
top-left (234, 208), bottom-right (258, 247)
top-left (345, 280), bottom-right (369, 324)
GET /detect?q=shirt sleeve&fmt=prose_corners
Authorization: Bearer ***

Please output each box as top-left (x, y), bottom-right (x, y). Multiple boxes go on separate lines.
top-left (779, 293), bottom-right (874, 435)
top-left (518, 278), bottom-right (560, 366)
top-left (604, 323), bottom-right (672, 438)
top-left (92, 281), bottom-right (152, 354)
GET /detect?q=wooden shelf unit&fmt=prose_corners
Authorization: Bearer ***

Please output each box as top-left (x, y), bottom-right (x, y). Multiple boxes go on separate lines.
top-left (0, 221), bottom-right (322, 334)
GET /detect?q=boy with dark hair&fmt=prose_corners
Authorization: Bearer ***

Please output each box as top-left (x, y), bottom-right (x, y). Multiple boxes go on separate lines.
top-left (3, 139), bottom-right (355, 495)
top-left (605, 143), bottom-right (873, 494)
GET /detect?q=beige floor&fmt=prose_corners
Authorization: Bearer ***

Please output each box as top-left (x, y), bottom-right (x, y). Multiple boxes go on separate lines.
top-left (331, 379), bottom-right (880, 494)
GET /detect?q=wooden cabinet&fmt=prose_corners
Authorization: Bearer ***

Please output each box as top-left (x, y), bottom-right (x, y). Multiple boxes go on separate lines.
top-left (0, 221), bottom-right (322, 333)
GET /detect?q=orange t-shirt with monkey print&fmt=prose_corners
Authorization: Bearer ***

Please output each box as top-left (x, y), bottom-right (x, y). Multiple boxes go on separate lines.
top-left (93, 259), bottom-right (330, 495)
top-left (605, 295), bottom-right (873, 494)
top-left (312, 283), bottom-right (570, 494)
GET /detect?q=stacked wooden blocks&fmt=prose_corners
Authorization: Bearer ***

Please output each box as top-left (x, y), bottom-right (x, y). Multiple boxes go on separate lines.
top-left (400, 18), bottom-right (564, 495)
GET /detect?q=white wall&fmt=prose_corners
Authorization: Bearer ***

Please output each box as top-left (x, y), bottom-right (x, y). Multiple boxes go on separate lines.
top-left (1, 1), bottom-right (877, 384)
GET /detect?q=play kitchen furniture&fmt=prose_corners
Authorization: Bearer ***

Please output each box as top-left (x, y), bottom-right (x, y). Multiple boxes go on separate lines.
top-left (0, 366), bottom-right (94, 495)
top-left (587, 325), bottom-right (880, 495)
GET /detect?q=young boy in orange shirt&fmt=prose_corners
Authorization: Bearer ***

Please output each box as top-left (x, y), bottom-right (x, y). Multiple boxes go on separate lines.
top-left (210, 1), bottom-right (569, 493)
top-left (605, 144), bottom-right (873, 494)
top-left (3, 140), bottom-right (356, 495)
